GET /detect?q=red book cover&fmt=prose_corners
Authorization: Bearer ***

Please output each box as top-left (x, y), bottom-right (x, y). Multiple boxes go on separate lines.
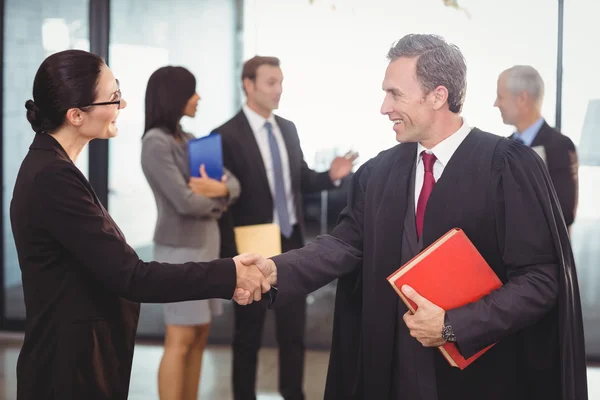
top-left (387, 228), bottom-right (503, 369)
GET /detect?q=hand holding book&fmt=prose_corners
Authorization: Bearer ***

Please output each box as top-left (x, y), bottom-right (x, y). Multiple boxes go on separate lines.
top-left (188, 164), bottom-right (229, 198)
top-left (401, 284), bottom-right (447, 347)
top-left (387, 228), bottom-right (503, 369)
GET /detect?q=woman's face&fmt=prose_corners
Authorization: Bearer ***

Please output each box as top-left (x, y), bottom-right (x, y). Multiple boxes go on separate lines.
top-left (183, 92), bottom-right (201, 118)
top-left (79, 65), bottom-right (127, 139)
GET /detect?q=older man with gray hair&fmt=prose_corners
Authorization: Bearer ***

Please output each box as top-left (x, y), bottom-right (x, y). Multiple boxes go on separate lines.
top-left (237, 34), bottom-right (587, 400)
top-left (495, 65), bottom-right (578, 228)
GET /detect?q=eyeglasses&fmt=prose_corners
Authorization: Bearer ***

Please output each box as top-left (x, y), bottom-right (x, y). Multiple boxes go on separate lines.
top-left (85, 100), bottom-right (121, 107)
top-left (81, 89), bottom-right (122, 108)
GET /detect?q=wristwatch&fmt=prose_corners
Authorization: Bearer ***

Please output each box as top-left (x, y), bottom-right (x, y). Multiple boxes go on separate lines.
top-left (441, 314), bottom-right (457, 343)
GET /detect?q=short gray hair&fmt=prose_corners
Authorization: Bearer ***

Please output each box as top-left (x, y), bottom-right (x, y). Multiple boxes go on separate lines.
top-left (502, 65), bottom-right (545, 103)
top-left (387, 34), bottom-right (467, 113)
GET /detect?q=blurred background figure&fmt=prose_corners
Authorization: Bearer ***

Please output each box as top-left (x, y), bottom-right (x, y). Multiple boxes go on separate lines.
top-left (141, 66), bottom-right (241, 400)
top-left (495, 65), bottom-right (579, 229)
top-left (215, 55), bottom-right (356, 400)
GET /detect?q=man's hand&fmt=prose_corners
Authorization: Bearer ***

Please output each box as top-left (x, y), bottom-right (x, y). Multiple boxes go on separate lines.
top-left (241, 253), bottom-right (277, 285)
top-left (232, 253), bottom-right (278, 305)
top-left (401, 285), bottom-right (446, 347)
top-left (328, 151), bottom-right (358, 181)
top-left (188, 164), bottom-right (229, 198)
top-left (232, 254), bottom-right (271, 305)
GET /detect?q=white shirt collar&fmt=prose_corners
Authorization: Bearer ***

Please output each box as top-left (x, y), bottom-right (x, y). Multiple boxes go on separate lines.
top-left (242, 103), bottom-right (276, 134)
top-left (417, 118), bottom-right (472, 167)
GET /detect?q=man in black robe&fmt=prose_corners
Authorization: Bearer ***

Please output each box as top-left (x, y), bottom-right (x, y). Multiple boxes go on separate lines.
top-left (235, 33), bottom-right (588, 400)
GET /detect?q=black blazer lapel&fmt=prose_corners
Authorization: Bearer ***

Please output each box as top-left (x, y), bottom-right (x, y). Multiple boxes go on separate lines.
top-left (422, 130), bottom-right (479, 243)
top-left (530, 121), bottom-right (551, 148)
top-left (405, 163), bottom-right (421, 255)
top-left (233, 111), bottom-right (272, 199)
top-left (422, 129), bottom-right (500, 245)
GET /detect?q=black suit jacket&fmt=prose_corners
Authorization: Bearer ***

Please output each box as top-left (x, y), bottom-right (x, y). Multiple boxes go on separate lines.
top-left (10, 133), bottom-right (236, 400)
top-left (214, 110), bottom-right (335, 257)
top-left (511, 121), bottom-right (578, 227)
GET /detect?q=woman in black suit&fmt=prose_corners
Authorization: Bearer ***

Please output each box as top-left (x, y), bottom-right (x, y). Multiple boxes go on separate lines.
top-left (10, 49), bottom-right (267, 400)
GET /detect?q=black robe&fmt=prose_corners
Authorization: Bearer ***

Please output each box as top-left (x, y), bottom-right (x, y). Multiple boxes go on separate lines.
top-left (271, 128), bottom-right (587, 400)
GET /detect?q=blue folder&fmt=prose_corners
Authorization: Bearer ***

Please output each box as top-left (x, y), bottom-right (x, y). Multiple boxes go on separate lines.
top-left (188, 132), bottom-right (224, 179)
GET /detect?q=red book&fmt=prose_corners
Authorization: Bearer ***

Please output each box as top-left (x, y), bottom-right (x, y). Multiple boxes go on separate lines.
top-left (386, 228), bottom-right (503, 369)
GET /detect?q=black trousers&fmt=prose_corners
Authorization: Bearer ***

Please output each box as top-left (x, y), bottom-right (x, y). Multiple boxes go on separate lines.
top-left (232, 224), bottom-right (306, 400)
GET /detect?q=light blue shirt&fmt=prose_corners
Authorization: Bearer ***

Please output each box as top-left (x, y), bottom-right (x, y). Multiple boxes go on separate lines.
top-left (514, 117), bottom-right (545, 146)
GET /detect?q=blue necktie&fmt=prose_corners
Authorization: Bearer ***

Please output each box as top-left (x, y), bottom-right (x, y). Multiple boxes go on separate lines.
top-left (265, 121), bottom-right (292, 238)
top-left (514, 135), bottom-right (525, 145)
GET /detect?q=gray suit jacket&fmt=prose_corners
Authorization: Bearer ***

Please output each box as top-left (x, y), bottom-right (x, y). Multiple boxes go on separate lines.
top-left (141, 127), bottom-right (240, 248)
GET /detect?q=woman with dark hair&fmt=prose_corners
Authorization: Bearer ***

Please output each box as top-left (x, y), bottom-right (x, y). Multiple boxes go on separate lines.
top-left (11, 50), bottom-right (266, 400)
top-left (141, 66), bottom-right (240, 400)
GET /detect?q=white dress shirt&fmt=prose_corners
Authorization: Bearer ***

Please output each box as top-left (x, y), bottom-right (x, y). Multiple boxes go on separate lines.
top-left (242, 104), bottom-right (297, 227)
top-left (414, 119), bottom-right (472, 211)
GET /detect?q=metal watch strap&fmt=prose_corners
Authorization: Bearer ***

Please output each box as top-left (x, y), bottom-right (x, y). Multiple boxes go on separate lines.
top-left (442, 314), bottom-right (457, 342)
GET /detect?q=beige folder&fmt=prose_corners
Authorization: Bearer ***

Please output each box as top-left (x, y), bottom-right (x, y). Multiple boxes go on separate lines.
top-left (234, 223), bottom-right (282, 258)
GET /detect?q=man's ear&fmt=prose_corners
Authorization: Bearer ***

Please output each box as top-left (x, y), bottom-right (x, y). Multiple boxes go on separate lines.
top-left (242, 78), bottom-right (254, 96)
top-left (65, 108), bottom-right (85, 127)
top-left (517, 91), bottom-right (530, 106)
top-left (431, 85), bottom-right (449, 111)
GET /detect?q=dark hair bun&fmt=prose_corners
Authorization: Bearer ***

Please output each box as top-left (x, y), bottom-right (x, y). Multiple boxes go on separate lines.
top-left (26, 49), bottom-right (106, 135)
top-left (25, 100), bottom-right (44, 134)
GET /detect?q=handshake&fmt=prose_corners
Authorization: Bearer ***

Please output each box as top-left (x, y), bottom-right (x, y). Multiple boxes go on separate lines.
top-left (232, 253), bottom-right (278, 305)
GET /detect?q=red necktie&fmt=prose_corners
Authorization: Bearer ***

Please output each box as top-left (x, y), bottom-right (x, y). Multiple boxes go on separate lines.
top-left (416, 151), bottom-right (437, 239)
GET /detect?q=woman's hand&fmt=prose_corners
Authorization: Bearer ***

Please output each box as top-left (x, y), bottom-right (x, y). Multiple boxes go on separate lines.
top-left (188, 165), bottom-right (229, 198)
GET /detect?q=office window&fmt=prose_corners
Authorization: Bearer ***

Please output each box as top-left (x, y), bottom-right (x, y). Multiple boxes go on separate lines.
top-left (244, 0), bottom-right (558, 168)
top-left (2, 0), bottom-right (89, 320)
top-left (562, 0), bottom-right (600, 358)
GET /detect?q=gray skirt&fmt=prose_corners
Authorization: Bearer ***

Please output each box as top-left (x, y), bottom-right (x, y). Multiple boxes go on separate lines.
top-left (153, 243), bottom-right (224, 326)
